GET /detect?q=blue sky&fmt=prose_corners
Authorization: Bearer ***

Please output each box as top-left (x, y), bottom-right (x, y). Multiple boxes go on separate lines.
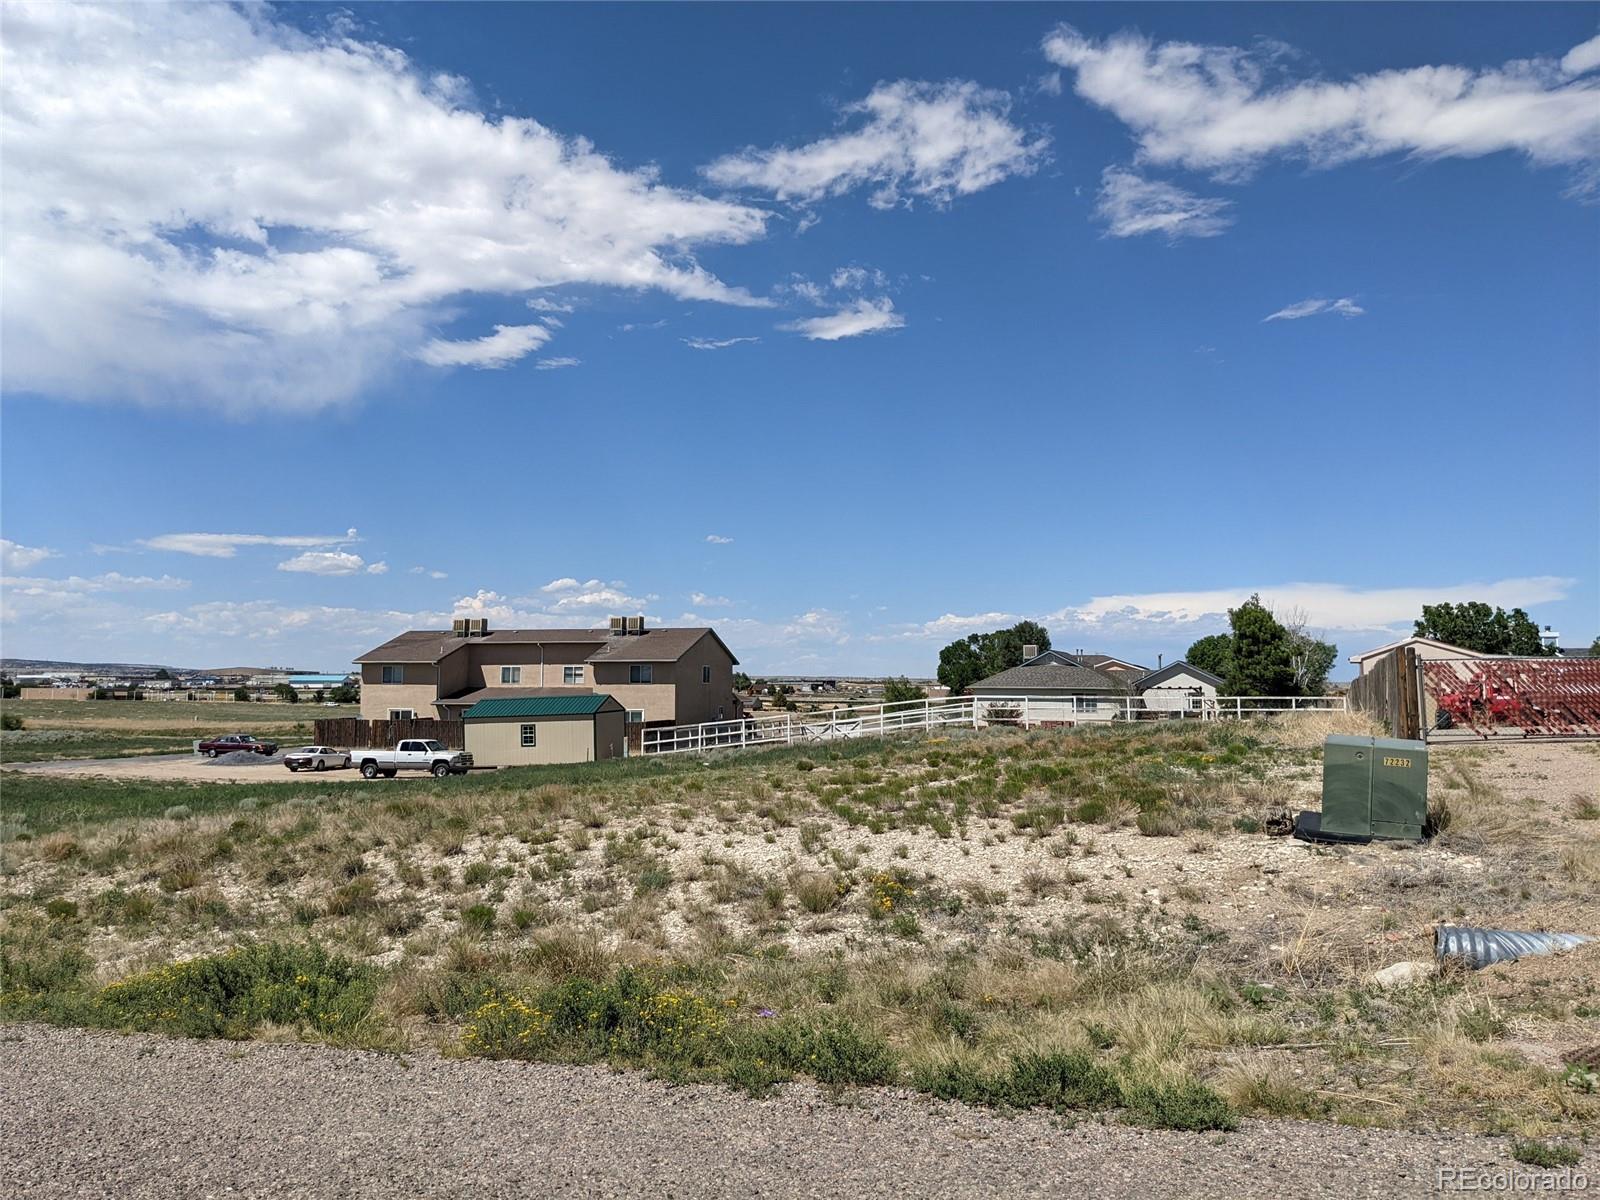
top-left (2, 3), bottom-right (1596, 676)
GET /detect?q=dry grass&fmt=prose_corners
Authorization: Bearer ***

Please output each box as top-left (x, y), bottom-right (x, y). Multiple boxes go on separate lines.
top-left (3, 721), bottom-right (1597, 1134)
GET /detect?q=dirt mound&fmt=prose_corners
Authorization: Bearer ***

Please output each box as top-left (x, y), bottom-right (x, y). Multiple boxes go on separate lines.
top-left (203, 750), bottom-right (284, 767)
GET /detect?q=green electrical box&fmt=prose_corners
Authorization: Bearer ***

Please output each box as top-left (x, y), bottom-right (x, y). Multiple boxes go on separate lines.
top-left (1295, 735), bottom-right (1428, 843)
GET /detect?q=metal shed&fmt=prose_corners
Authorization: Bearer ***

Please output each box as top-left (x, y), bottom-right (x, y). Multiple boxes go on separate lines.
top-left (462, 693), bottom-right (626, 767)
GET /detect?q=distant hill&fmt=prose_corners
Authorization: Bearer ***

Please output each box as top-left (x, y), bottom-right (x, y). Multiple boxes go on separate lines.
top-left (2, 658), bottom-right (321, 677)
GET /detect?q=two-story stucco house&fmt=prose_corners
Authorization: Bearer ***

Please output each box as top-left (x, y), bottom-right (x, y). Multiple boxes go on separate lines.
top-left (352, 618), bottom-right (739, 729)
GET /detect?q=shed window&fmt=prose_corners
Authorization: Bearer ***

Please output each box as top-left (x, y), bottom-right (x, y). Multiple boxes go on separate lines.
top-left (702, 665), bottom-right (712, 683)
top-left (563, 665), bottom-right (584, 685)
top-left (520, 724), bottom-right (537, 747)
top-left (629, 664), bottom-right (653, 684)
top-left (501, 666), bottom-right (521, 684)
top-left (381, 665), bottom-right (405, 684)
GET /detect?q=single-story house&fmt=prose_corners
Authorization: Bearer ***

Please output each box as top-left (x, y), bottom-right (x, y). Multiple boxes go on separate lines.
top-left (1348, 636), bottom-right (1485, 676)
top-left (967, 650), bottom-right (1132, 723)
top-left (462, 692), bottom-right (626, 767)
top-left (1132, 661), bottom-right (1223, 712)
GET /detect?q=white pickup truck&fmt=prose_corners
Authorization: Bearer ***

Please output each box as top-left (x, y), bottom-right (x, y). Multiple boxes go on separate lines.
top-left (351, 739), bottom-right (473, 779)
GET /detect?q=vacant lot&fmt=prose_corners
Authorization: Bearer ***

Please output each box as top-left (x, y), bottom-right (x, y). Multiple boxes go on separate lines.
top-left (0, 698), bottom-right (355, 763)
top-left (2, 717), bottom-right (1595, 1144)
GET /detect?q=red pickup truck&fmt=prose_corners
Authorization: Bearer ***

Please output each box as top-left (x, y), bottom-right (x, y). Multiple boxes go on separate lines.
top-left (196, 733), bottom-right (278, 758)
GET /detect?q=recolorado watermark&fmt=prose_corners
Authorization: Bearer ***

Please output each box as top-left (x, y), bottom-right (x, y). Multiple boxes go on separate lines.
top-left (1438, 1166), bottom-right (1590, 1193)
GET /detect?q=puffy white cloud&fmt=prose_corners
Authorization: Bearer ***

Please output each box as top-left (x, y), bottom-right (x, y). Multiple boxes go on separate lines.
top-left (2, 572), bottom-right (189, 595)
top-left (534, 356), bottom-right (581, 370)
top-left (366, 561), bottom-right (389, 575)
top-left (1, 3), bottom-right (771, 414)
top-left (704, 80), bottom-right (1046, 209)
top-left (277, 551), bottom-right (370, 576)
top-left (704, 534), bottom-right (735, 545)
top-left (1044, 25), bottom-right (1600, 190)
top-left (0, 539), bottom-right (55, 571)
top-left (417, 324), bottom-right (551, 369)
top-left (782, 297), bottom-right (905, 341)
top-left (683, 336), bottom-right (760, 350)
top-left (1264, 297), bottom-right (1366, 321)
top-left (1094, 167), bottom-right (1233, 239)
top-left (1050, 577), bottom-right (1574, 633)
top-left (141, 529), bottom-right (359, 558)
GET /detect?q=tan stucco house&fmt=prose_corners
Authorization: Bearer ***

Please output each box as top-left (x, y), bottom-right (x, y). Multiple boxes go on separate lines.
top-left (352, 618), bottom-right (739, 728)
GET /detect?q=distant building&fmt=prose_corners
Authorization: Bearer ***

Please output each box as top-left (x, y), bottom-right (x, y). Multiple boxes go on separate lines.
top-left (1348, 636), bottom-right (1486, 676)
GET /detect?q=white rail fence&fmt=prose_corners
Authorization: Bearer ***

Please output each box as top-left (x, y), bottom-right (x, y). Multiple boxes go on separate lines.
top-left (639, 692), bottom-right (1347, 756)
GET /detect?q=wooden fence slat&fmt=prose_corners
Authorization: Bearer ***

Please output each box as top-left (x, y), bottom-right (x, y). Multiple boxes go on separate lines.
top-left (312, 718), bottom-right (464, 749)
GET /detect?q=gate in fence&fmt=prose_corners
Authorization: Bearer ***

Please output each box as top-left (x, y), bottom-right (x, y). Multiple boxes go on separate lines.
top-left (639, 692), bottom-right (1346, 756)
top-left (1422, 655), bottom-right (1600, 740)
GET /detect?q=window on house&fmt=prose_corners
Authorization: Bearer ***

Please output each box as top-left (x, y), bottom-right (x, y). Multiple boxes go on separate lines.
top-left (563, 665), bottom-right (584, 685)
top-left (520, 724), bottom-right (537, 747)
top-left (626, 709), bottom-right (644, 724)
top-left (702, 665), bottom-right (712, 683)
top-left (381, 665), bottom-right (405, 684)
top-left (629, 664), bottom-right (653, 684)
top-left (389, 709), bottom-right (414, 721)
top-left (500, 666), bottom-right (521, 684)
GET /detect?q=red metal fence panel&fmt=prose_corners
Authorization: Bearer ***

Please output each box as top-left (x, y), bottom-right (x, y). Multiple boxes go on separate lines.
top-left (1421, 657), bottom-right (1600, 738)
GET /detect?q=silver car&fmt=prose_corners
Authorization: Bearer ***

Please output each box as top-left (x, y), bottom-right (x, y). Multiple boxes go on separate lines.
top-left (283, 745), bottom-right (351, 772)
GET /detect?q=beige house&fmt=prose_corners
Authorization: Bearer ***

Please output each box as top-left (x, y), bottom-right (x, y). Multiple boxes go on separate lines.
top-left (462, 692), bottom-right (626, 767)
top-left (352, 618), bottom-right (739, 728)
top-left (1348, 636), bottom-right (1486, 676)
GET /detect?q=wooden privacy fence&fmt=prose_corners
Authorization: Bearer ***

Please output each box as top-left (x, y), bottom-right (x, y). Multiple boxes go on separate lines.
top-left (313, 717), bottom-right (465, 749)
top-left (1347, 647), bottom-right (1424, 740)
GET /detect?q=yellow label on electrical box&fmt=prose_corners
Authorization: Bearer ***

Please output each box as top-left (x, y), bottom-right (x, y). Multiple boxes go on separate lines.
top-left (1382, 756), bottom-right (1412, 768)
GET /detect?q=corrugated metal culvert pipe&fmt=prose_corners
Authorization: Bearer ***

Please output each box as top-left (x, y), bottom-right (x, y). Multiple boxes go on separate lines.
top-left (1435, 925), bottom-right (1593, 969)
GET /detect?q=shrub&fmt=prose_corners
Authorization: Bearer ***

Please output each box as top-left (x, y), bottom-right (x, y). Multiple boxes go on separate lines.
top-left (44, 898), bottom-right (79, 920)
top-left (743, 1016), bottom-right (897, 1088)
top-left (95, 942), bottom-right (377, 1040)
top-left (1, 711), bottom-right (23, 730)
top-left (461, 904), bottom-right (496, 932)
top-left (1136, 808), bottom-right (1184, 837)
top-left (325, 877), bottom-right (380, 917)
top-left (792, 872), bottom-right (843, 914)
top-left (1121, 1078), bottom-right (1238, 1131)
top-left (462, 862), bottom-right (494, 887)
top-left (636, 863), bottom-right (673, 896)
top-left (1511, 1140), bottom-right (1581, 1169)
top-left (915, 1050), bottom-right (1121, 1113)
top-left (158, 860), bottom-right (201, 893)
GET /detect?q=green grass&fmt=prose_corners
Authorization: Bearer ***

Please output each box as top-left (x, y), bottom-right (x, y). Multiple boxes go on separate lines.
top-left (0, 698), bottom-right (354, 728)
top-left (0, 772), bottom-right (293, 835)
top-left (1510, 1139), bottom-right (1582, 1169)
top-left (1, 729), bottom-right (202, 763)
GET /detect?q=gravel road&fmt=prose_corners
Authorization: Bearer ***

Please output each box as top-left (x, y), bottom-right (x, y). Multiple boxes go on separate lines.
top-left (1, 1024), bottom-right (1548, 1199)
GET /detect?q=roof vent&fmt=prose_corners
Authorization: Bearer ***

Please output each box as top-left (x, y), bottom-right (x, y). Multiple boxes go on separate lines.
top-left (626, 615), bottom-right (645, 635)
top-left (453, 618), bottom-right (469, 638)
top-left (610, 616), bottom-right (627, 637)
top-left (1022, 644), bottom-right (1038, 661)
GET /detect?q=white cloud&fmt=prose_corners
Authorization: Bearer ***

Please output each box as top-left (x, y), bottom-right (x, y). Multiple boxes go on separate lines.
top-left (704, 80), bottom-right (1047, 209)
top-left (410, 566), bottom-right (448, 579)
top-left (1051, 577), bottom-right (1574, 634)
top-left (535, 356), bottom-right (581, 370)
top-left (417, 324), bottom-right (551, 369)
top-left (141, 529), bottom-right (359, 558)
top-left (2, 3), bottom-right (772, 414)
top-left (366, 561), bottom-right (389, 575)
top-left (526, 297), bottom-right (575, 314)
top-left (0, 539), bottom-right (56, 571)
top-left (277, 550), bottom-right (370, 576)
top-left (540, 577), bottom-right (587, 593)
top-left (683, 336), bottom-right (760, 351)
top-left (705, 534), bottom-right (735, 545)
top-left (1044, 26), bottom-right (1600, 191)
top-left (1, 572), bottom-right (190, 595)
top-left (829, 265), bottom-right (889, 291)
top-left (1094, 167), bottom-right (1233, 239)
top-left (782, 297), bottom-right (905, 341)
top-left (689, 592), bottom-right (733, 607)
top-left (1264, 297), bottom-right (1366, 321)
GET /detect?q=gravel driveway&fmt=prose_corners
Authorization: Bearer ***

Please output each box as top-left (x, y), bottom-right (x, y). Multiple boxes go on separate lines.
top-left (0, 1024), bottom-right (1546, 1199)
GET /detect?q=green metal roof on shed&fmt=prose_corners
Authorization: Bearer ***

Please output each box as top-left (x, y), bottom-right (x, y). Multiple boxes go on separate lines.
top-left (462, 694), bottom-right (622, 719)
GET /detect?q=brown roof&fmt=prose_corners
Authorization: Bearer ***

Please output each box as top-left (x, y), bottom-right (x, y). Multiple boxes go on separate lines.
top-left (353, 628), bottom-right (607, 664)
top-left (584, 627), bottom-right (738, 665)
top-left (354, 626), bottom-right (738, 666)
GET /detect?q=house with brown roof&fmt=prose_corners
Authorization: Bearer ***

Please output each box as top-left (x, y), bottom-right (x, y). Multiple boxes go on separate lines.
top-left (352, 617), bottom-right (739, 728)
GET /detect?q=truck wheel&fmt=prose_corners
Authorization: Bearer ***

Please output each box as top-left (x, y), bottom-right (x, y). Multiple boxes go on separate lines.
top-left (431, 761), bottom-right (451, 778)
top-left (360, 761), bottom-right (379, 779)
